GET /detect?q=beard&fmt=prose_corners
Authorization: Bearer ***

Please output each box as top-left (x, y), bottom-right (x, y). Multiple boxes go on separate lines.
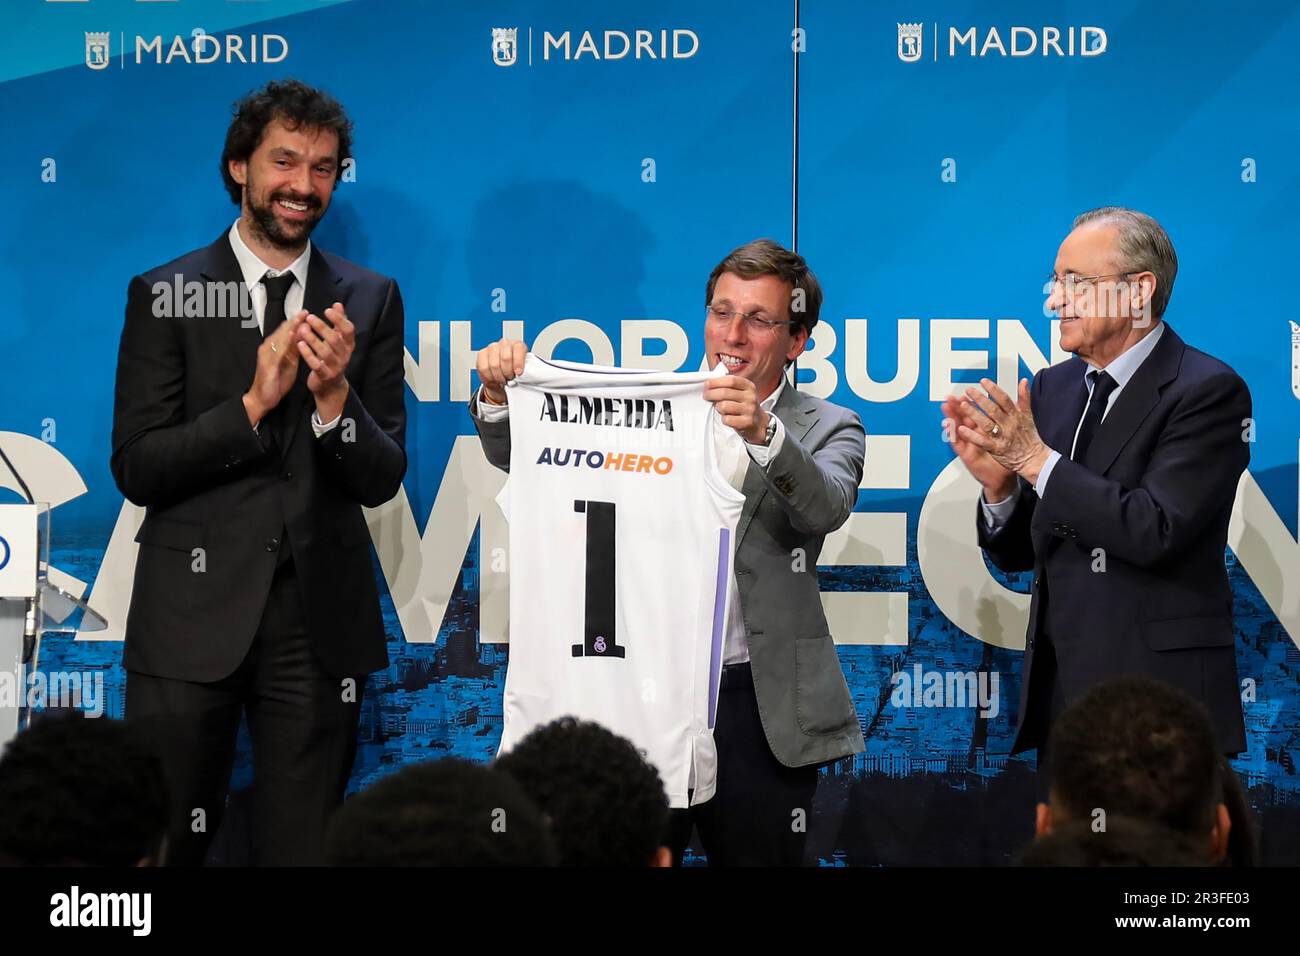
top-left (244, 173), bottom-right (325, 250)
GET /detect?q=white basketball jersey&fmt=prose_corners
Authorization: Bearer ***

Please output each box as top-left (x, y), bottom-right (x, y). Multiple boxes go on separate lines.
top-left (496, 355), bottom-right (745, 807)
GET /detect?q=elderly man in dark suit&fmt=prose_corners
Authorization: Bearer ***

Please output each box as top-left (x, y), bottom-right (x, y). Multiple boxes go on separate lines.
top-left (112, 80), bottom-right (406, 865)
top-left (941, 208), bottom-right (1250, 797)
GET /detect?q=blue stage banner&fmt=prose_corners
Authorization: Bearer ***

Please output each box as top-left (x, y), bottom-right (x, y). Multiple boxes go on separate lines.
top-left (0, 0), bottom-right (1295, 864)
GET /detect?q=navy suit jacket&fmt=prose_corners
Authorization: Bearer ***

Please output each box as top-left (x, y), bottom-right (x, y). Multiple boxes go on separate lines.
top-left (977, 323), bottom-right (1250, 755)
top-left (111, 232), bottom-right (406, 682)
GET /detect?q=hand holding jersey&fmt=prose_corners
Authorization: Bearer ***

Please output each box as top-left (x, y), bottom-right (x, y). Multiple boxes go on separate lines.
top-left (701, 375), bottom-right (771, 445)
top-left (476, 337), bottom-right (528, 407)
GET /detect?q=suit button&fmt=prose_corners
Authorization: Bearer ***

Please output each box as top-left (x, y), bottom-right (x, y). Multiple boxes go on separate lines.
top-left (266, 537), bottom-right (280, 552)
top-left (1033, 576), bottom-right (1041, 588)
top-left (282, 471), bottom-right (292, 481)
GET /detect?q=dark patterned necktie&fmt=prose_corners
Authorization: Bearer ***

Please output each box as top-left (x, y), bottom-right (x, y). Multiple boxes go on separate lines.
top-left (1071, 369), bottom-right (1118, 463)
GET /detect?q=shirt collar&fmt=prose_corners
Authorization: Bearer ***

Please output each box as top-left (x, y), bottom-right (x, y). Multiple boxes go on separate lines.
top-left (760, 374), bottom-right (787, 411)
top-left (1086, 321), bottom-right (1164, 389)
top-left (228, 220), bottom-right (311, 292)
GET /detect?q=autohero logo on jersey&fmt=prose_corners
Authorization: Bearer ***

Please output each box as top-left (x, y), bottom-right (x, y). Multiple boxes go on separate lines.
top-left (490, 26), bottom-right (699, 67)
top-left (896, 21), bottom-right (1107, 61)
top-left (537, 447), bottom-right (675, 477)
top-left (84, 29), bottom-right (287, 69)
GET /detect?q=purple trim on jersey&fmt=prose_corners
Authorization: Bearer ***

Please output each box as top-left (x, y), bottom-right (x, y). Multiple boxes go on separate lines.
top-left (708, 527), bottom-right (730, 729)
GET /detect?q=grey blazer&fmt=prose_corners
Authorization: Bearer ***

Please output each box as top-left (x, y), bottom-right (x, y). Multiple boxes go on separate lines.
top-left (470, 380), bottom-right (866, 768)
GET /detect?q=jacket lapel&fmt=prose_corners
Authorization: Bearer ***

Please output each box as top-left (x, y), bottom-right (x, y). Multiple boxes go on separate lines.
top-left (1084, 324), bottom-right (1183, 476)
top-left (735, 460), bottom-right (767, 545)
top-left (197, 231), bottom-right (262, 381)
top-left (1041, 357), bottom-right (1089, 457)
top-left (735, 379), bottom-right (820, 546)
top-left (1031, 361), bottom-right (1086, 557)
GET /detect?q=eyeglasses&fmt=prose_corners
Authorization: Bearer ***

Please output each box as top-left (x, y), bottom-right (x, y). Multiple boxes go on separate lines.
top-left (1045, 272), bottom-right (1135, 297)
top-left (706, 304), bottom-right (795, 333)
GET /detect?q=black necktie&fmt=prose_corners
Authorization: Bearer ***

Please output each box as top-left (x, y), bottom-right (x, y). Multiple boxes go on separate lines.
top-left (1071, 370), bottom-right (1118, 463)
top-left (261, 271), bottom-right (297, 339)
top-left (259, 271), bottom-right (298, 454)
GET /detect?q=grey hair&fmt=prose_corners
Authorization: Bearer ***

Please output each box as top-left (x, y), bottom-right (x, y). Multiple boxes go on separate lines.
top-left (1072, 207), bottom-right (1178, 320)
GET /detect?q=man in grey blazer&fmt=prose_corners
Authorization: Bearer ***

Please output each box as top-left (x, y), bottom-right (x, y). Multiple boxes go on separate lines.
top-left (471, 239), bottom-right (865, 865)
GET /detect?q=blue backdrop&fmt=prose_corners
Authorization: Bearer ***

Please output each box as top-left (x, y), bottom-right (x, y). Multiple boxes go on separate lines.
top-left (1, 0), bottom-right (1296, 864)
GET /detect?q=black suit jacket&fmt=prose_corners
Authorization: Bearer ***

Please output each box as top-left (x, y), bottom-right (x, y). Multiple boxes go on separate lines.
top-left (977, 324), bottom-right (1249, 755)
top-left (111, 231), bottom-right (406, 682)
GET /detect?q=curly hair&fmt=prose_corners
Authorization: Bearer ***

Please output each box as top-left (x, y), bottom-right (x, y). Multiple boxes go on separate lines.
top-left (220, 78), bottom-right (353, 204)
top-left (1048, 676), bottom-right (1222, 836)
top-left (495, 717), bottom-right (669, 866)
top-left (0, 714), bottom-right (169, 866)
top-left (325, 758), bottom-right (557, 866)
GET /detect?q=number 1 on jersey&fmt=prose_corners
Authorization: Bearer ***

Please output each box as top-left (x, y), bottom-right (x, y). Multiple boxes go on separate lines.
top-left (572, 499), bottom-right (625, 659)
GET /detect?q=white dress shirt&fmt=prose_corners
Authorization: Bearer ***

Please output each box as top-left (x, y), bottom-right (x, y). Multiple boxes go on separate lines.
top-left (227, 221), bottom-right (340, 437)
top-left (981, 321), bottom-right (1166, 529)
top-left (472, 370), bottom-right (790, 664)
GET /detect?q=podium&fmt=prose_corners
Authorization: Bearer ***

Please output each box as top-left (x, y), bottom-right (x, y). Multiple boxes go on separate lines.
top-left (0, 502), bottom-right (107, 749)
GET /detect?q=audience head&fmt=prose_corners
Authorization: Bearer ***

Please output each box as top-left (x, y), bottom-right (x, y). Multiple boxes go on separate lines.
top-left (495, 717), bottom-right (671, 866)
top-left (0, 715), bottom-right (169, 866)
top-left (1037, 676), bottom-right (1230, 864)
top-left (326, 758), bottom-right (557, 866)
